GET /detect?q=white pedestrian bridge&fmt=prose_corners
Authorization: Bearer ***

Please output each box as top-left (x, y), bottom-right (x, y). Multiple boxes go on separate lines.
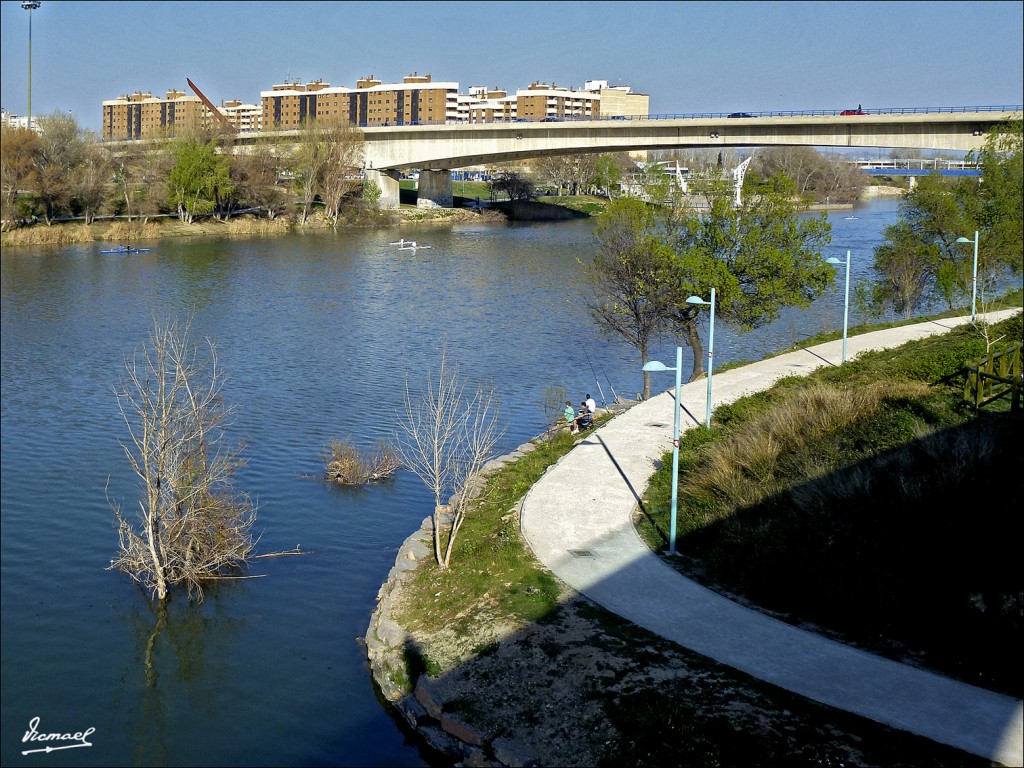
top-left (238, 105), bottom-right (1022, 208)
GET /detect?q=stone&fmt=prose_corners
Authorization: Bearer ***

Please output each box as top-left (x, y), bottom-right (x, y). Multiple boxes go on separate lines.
top-left (492, 737), bottom-right (538, 768)
top-left (441, 712), bottom-right (486, 747)
top-left (414, 676), bottom-right (444, 720)
top-left (394, 695), bottom-right (428, 729)
top-left (416, 723), bottom-right (463, 758)
top-left (375, 617), bottom-right (406, 649)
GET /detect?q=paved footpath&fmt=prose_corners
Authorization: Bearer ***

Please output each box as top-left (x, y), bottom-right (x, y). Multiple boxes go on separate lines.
top-left (520, 310), bottom-right (1023, 766)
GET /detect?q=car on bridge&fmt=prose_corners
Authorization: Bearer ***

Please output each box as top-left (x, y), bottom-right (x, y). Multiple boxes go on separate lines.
top-left (840, 107), bottom-right (866, 116)
top-left (727, 112), bottom-right (753, 118)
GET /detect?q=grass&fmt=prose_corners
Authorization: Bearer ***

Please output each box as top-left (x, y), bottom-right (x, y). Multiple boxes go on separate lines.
top-left (638, 312), bottom-right (1024, 698)
top-left (393, 413), bottom-right (616, 650)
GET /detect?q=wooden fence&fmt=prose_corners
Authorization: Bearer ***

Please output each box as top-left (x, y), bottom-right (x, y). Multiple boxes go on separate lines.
top-left (963, 343), bottom-right (1022, 411)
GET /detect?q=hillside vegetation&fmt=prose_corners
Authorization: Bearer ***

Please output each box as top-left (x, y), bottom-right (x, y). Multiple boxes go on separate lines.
top-left (639, 312), bottom-right (1024, 699)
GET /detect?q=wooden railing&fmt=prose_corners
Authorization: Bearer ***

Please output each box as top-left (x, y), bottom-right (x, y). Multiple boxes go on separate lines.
top-left (964, 343), bottom-right (1022, 411)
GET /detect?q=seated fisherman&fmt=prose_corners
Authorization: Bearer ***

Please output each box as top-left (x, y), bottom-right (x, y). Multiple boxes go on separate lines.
top-left (573, 401), bottom-right (593, 433)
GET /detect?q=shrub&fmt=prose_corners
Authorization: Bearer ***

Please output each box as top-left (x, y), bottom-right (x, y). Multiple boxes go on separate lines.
top-left (325, 439), bottom-right (399, 484)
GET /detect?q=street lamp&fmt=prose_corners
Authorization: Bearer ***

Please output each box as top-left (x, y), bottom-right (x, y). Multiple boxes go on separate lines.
top-left (642, 346), bottom-right (682, 556)
top-left (21, 1), bottom-right (41, 128)
top-left (956, 231), bottom-right (979, 322)
top-left (685, 288), bottom-right (716, 429)
top-left (826, 251), bottom-right (851, 364)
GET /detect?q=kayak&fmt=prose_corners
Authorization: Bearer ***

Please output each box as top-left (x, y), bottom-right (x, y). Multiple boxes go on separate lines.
top-left (99, 247), bottom-right (151, 254)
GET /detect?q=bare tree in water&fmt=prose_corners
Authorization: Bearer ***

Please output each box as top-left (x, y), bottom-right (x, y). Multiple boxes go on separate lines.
top-left (108, 316), bottom-right (256, 601)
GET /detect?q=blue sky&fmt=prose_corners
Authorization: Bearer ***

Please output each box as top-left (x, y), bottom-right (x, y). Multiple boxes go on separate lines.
top-left (2, 0), bottom-right (1022, 133)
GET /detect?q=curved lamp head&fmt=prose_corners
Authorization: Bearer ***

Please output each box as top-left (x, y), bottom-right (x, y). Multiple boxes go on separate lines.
top-left (956, 236), bottom-right (972, 244)
top-left (686, 295), bottom-right (709, 306)
top-left (642, 361), bottom-right (672, 373)
top-left (826, 257), bottom-right (844, 265)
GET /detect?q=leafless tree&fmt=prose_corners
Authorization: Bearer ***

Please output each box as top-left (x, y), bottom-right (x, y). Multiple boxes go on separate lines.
top-left (233, 139), bottom-right (292, 219)
top-left (110, 142), bottom-right (170, 224)
top-left (395, 346), bottom-right (504, 569)
top-left (33, 111), bottom-right (89, 224)
top-left (74, 141), bottom-right (112, 225)
top-left (489, 169), bottom-right (536, 201)
top-left (108, 316), bottom-right (256, 602)
top-left (293, 117), bottom-right (365, 225)
top-left (0, 125), bottom-right (39, 230)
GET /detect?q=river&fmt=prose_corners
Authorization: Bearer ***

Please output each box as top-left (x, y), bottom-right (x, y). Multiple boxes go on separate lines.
top-left (2, 200), bottom-right (905, 766)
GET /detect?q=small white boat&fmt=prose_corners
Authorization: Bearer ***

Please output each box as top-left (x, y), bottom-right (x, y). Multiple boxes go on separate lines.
top-left (389, 239), bottom-right (409, 246)
top-left (398, 241), bottom-right (431, 250)
top-left (845, 216), bottom-right (859, 220)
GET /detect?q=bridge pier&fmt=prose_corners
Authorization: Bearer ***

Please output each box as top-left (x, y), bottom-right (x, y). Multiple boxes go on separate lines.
top-left (364, 169), bottom-right (402, 210)
top-left (417, 169), bottom-right (453, 209)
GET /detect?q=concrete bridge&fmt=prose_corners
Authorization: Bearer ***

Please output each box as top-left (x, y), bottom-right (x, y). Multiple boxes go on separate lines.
top-left (242, 105), bottom-right (1022, 208)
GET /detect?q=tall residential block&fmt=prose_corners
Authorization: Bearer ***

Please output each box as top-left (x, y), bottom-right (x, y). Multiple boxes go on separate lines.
top-left (101, 89), bottom-right (215, 140)
top-left (259, 73), bottom-right (459, 130)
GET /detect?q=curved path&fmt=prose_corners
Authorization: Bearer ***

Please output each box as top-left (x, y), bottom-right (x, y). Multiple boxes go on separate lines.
top-left (520, 310), bottom-right (1023, 766)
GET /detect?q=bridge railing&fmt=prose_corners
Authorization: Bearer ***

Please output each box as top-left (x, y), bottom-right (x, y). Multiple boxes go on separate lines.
top-left (411, 105), bottom-right (1023, 128)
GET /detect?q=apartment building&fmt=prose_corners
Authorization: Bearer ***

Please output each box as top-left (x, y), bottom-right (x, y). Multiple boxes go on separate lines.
top-left (259, 73), bottom-right (459, 130)
top-left (515, 82), bottom-right (601, 121)
top-left (461, 86), bottom-right (518, 123)
top-left (1, 108), bottom-right (35, 131)
top-left (101, 74), bottom-right (648, 138)
top-left (220, 99), bottom-right (262, 133)
top-left (584, 80), bottom-right (650, 118)
top-left (101, 89), bottom-right (214, 140)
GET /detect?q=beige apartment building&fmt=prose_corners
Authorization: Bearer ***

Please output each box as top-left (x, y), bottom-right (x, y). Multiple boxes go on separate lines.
top-left (101, 74), bottom-right (648, 138)
top-left (515, 82), bottom-right (601, 121)
top-left (220, 99), bottom-right (262, 133)
top-left (259, 73), bottom-right (459, 129)
top-left (584, 80), bottom-right (650, 118)
top-left (101, 89), bottom-right (214, 140)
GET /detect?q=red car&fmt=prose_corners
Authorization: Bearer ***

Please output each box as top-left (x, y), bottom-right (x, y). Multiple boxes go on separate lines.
top-left (840, 107), bottom-right (866, 116)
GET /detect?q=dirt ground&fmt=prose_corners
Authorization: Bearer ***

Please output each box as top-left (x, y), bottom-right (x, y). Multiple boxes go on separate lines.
top-left (403, 584), bottom-right (990, 768)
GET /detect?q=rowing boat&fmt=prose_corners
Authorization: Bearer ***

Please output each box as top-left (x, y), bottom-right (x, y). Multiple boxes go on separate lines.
top-left (99, 246), bottom-right (151, 254)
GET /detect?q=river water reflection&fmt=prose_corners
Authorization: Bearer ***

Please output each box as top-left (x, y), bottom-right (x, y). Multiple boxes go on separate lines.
top-left (2, 201), bottom-right (903, 766)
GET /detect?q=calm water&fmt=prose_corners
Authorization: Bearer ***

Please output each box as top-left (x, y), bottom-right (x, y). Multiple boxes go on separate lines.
top-left (1, 201), bottom-right (901, 766)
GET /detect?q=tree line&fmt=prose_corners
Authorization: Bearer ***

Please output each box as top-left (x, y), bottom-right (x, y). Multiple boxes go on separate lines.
top-left (865, 121), bottom-right (1023, 319)
top-left (1, 112), bottom-right (373, 231)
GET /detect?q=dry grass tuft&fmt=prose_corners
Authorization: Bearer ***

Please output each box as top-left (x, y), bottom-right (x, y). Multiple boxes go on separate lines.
top-left (684, 380), bottom-right (931, 523)
top-left (325, 439), bottom-right (400, 485)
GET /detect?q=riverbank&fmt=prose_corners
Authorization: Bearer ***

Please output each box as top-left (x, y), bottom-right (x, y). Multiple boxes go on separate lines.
top-left (0, 206), bottom-right (505, 248)
top-left (363, 345), bottom-right (1003, 768)
top-left (1, 187), bottom-right (896, 249)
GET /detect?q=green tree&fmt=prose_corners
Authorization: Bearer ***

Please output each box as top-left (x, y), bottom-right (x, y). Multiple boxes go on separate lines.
top-left (970, 119), bottom-right (1023, 277)
top-left (587, 197), bottom-right (676, 400)
top-left (868, 120), bottom-right (1022, 319)
top-left (588, 178), bottom-right (833, 397)
top-left (167, 135), bottom-right (231, 224)
top-left (592, 153), bottom-right (625, 199)
top-left (864, 220), bottom-right (941, 319)
top-left (664, 176), bottom-right (834, 376)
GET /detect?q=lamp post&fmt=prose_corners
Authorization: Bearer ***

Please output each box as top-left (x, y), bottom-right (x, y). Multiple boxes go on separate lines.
top-left (21, 1), bottom-right (41, 129)
top-left (642, 346), bottom-right (682, 556)
top-left (956, 231), bottom-right (979, 322)
top-left (826, 251), bottom-right (851, 364)
top-left (685, 287), bottom-right (716, 429)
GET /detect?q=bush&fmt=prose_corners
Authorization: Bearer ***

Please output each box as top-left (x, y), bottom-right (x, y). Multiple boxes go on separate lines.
top-left (325, 439), bottom-right (399, 484)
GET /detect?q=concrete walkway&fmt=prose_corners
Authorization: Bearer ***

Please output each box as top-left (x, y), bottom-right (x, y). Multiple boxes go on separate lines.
top-left (520, 310), bottom-right (1023, 766)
